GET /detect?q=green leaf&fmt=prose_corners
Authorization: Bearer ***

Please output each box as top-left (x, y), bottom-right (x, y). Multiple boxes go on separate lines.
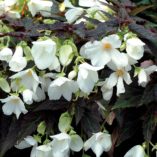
top-left (0, 78), bottom-right (10, 93)
top-left (58, 112), bottom-right (72, 133)
top-left (33, 135), bottom-right (41, 143)
top-left (82, 154), bottom-right (91, 157)
top-left (37, 121), bottom-right (46, 135)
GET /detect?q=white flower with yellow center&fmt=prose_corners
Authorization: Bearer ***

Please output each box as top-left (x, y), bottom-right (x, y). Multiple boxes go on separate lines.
top-left (77, 63), bottom-right (102, 94)
top-left (28, 0), bottom-right (53, 17)
top-left (106, 59), bottom-right (132, 96)
top-left (48, 77), bottom-right (78, 101)
top-left (80, 34), bottom-right (122, 67)
top-left (10, 69), bottom-right (40, 92)
top-left (1, 95), bottom-right (28, 119)
top-left (84, 132), bottom-right (112, 157)
top-left (9, 46), bottom-right (27, 72)
top-left (126, 37), bottom-right (145, 60)
top-left (124, 145), bottom-right (145, 157)
top-left (0, 47), bottom-right (13, 62)
top-left (31, 39), bottom-right (57, 70)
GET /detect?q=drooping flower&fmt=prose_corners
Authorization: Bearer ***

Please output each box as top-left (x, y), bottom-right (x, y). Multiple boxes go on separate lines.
top-left (50, 133), bottom-right (83, 157)
top-left (31, 39), bottom-right (57, 70)
top-left (77, 63), bottom-right (102, 94)
top-left (136, 60), bottom-right (157, 87)
top-left (126, 37), bottom-right (145, 60)
top-left (10, 69), bottom-right (40, 92)
top-left (65, 7), bottom-right (84, 24)
top-left (84, 132), bottom-right (112, 157)
top-left (48, 77), bottom-right (78, 101)
top-left (1, 95), bottom-right (28, 119)
top-left (124, 145), bottom-right (145, 157)
top-left (80, 34), bottom-right (122, 67)
top-left (0, 47), bottom-right (13, 62)
top-left (9, 46), bottom-right (27, 72)
top-left (28, 0), bottom-right (53, 17)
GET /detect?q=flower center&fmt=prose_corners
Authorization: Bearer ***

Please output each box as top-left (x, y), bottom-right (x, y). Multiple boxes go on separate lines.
top-left (116, 69), bottom-right (124, 77)
top-left (11, 98), bottom-right (20, 104)
top-left (103, 43), bottom-right (112, 50)
top-left (27, 70), bottom-right (32, 76)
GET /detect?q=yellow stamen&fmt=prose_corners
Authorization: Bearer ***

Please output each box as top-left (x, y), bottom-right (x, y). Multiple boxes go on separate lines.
top-left (116, 69), bottom-right (124, 77)
top-left (27, 70), bottom-right (32, 76)
top-left (103, 43), bottom-right (112, 50)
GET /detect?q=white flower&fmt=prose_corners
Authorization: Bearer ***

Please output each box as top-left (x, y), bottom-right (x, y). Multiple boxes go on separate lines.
top-left (22, 89), bottom-right (34, 105)
top-left (77, 63), bottom-right (102, 94)
top-left (0, 47), bottom-right (13, 62)
top-left (137, 65), bottom-right (157, 87)
top-left (9, 46), bottom-right (27, 72)
top-left (1, 95), bottom-right (28, 119)
top-left (126, 37), bottom-right (145, 60)
top-left (80, 34), bottom-right (122, 67)
top-left (31, 39), bottom-right (57, 70)
top-left (65, 7), bottom-right (84, 24)
top-left (48, 56), bottom-right (60, 72)
top-left (106, 60), bottom-right (132, 96)
top-left (64, 0), bottom-right (74, 8)
top-left (10, 69), bottom-right (40, 92)
top-left (124, 145), bottom-right (145, 157)
top-left (50, 133), bottom-right (83, 157)
top-left (6, 10), bottom-right (21, 19)
top-left (31, 144), bottom-right (52, 157)
top-left (15, 136), bottom-right (37, 149)
top-left (28, 0), bottom-right (53, 17)
top-left (84, 132), bottom-right (112, 157)
top-left (59, 45), bottom-right (74, 66)
top-left (48, 77), bottom-right (78, 101)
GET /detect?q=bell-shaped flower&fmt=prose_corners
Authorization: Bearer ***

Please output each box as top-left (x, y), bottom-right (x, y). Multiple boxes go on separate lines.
top-left (48, 56), bottom-right (60, 72)
top-left (77, 63), bottom-right (102, 94)
top-left (126, 37), bottom-right (145, 60)
top-left (10, 69), bottom-right (40, 92)
top-left (48, 77), bottom-right (78, 101)
top-left (28, 0), bottom-right (53, 17)
top-left (106, 55), bottom-right (132, 96)
top-left (0, 95), bottom-right (28, 119)
top-left (136, 60), bottom-right (157, 87)
top-left (124, 145), bottom-right (145, 157)
top-left (50, 133), bottom-right (83, 157)
top-left (84, 132), bottom-right (112, 157)
top-left (0, 47), bottom-right (13, 62)
top-left (9, 46), bottom-right (27, 72)
top-left (80, 34), bottom-right (122, 67)
top-left (65, 7), bottom-right (84, 24)
top-left (31, 144), bottom-right (52, 157)
top-left (31, 39), bottom-right (57, 70)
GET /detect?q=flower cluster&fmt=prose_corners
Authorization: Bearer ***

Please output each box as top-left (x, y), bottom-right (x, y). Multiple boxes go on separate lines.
top-left (0, 0), bottom-right (156, 157)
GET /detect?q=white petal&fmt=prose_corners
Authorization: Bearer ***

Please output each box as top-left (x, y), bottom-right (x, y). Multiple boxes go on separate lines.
top-left (124, 145), bottom-right (145, 157)
top-left (84, 134), bottom-right (96, 151)
top-left (65, 7), bottom-right (84, 23)
top-left (48, 85), bottom-right (62, 100)
top-left (116, 77), bottom-right (125, 96)
top-left (101, 87), bottom-right (113, 101)
top-left (138, 69), bottom-right (147, 85)
top-left (106, 73), bottom-right (118, 89)
top-left (22, 89), bottom-right (34, 105)
top-left (91, 143), bottom-right (103, 157)
top-left (0, 47), bottom-right (13, 62)
top-left (123, 72), bottom-right (132, 85)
